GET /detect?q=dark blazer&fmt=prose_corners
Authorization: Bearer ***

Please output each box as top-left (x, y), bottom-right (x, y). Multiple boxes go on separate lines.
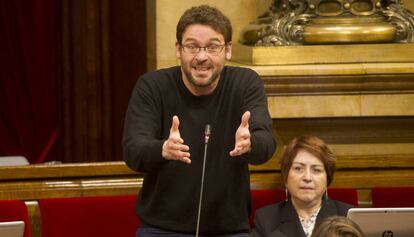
top-left (251, 198), bottom-right (353, 237)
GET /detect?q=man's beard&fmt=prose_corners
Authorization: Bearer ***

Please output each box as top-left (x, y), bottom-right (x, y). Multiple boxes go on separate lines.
top-left (184, 66), bottom-right (220, 88)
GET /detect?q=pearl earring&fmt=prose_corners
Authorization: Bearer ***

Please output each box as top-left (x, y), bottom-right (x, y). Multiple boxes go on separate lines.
top-left (285, 187), bottom-right (288, 202)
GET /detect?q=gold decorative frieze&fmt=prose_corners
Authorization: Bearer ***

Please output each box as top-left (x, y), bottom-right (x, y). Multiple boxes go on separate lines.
top-left (239, 0), bottom-right (414, 45)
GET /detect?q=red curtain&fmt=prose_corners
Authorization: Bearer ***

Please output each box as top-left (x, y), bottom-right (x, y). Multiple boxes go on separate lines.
top-left (0, 0), bottom-right (60, 163)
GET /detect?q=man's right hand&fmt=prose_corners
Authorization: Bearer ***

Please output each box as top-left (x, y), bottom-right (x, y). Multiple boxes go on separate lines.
top-left (162, 115), bottom-right (191, 164)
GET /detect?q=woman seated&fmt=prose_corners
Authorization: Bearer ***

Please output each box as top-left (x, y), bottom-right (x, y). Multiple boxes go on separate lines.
top-left (251, 136), bottom-right (354, 237)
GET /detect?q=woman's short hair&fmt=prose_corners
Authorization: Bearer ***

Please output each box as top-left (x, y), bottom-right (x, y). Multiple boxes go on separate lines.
top-left (311, 216), bottom-right (364, 237)
top-left (176, 5), bottom-right (233, 44)
top-left (280, 136), bottom-right (336, 186)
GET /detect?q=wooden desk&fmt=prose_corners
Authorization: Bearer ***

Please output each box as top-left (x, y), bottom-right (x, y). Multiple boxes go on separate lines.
top-left (0, 161), bottom-right (412, 237)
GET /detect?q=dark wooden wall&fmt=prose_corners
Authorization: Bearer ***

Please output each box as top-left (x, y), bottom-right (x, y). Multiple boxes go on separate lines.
top-left (61, 0), bottom-right (147, 163)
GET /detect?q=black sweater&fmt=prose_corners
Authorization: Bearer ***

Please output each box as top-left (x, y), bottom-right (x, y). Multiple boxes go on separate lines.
top-left (122, 66), bottom-right (275, 235)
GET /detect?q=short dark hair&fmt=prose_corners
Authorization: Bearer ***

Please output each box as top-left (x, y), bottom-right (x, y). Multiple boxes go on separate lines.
top-left (280, 136), bottom-right (336, 186)
top-left (311, 216), bottom-right (364, 237)
top-left (176, 5), bottom-right (232, 44)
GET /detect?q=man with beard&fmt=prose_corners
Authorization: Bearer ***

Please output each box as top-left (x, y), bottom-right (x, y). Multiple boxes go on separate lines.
top-left (123, 5), bottom-right (275, 237)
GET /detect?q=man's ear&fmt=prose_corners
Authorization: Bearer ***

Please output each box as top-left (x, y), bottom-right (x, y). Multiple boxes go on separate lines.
top-left (225, 42), bottom-right (232, 60)
top-left (175, 42), bottom-right (181, 59)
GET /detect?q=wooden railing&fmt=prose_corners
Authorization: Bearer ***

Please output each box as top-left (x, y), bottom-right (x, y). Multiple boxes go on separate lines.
top-left (0, 160), bottom-right (413, 237)
top-left (1, 160), bottom-right (413, 202)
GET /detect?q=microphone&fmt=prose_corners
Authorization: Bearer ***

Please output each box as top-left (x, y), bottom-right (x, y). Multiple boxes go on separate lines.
top-left (204, 124), bottom-right (211, 144)
top-left (196, 124), bottom-right (211, 237)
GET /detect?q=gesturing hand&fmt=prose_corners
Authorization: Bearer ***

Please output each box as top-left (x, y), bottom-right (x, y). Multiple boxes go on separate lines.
top-left (162, 116), bottom-right (191, 164)
top-left (229, 111), bottom-right (251, 157)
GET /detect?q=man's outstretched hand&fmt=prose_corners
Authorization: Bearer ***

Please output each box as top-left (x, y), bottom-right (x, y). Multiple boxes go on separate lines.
top-left (229, 111), bottom-right (251, 157)
top-left (162, 116), bottom-right (191, 164)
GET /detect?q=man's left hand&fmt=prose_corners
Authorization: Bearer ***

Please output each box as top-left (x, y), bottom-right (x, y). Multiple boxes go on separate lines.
top-left (229, 111), bottom-right (251, 157)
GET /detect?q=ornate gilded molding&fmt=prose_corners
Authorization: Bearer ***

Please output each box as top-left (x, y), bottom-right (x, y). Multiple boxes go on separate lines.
top-left (383, 3), bottom-right (414, 42)
top-left (240, 0), bottom-right (414, 45)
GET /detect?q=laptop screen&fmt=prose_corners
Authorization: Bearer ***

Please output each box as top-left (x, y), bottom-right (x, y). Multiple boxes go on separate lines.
top-left (347, 208), bottom-right (414, 237)
top-left (0, 221), bottom-right (25, 237)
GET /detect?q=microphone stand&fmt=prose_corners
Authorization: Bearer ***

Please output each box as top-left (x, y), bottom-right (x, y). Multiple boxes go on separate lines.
top-left (196, 124), bottom-right (211, 237)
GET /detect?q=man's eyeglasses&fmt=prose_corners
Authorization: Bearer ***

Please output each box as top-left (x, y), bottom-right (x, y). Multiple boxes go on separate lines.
top-left (181, 44), bottom-right (226, 55)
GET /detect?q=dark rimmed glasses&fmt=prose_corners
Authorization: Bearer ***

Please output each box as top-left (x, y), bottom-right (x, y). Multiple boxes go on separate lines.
top-left (181, 44), bottom-right (226, 55)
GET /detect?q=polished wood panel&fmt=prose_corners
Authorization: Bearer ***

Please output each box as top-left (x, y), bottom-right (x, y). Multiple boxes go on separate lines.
top-left (262, 73), bottom-right (414, 96)
top-left (0, 161), bottom-right (412, 237)
top-left (26, 201), bottom-right (41, 237)
top-left (250, 117), bottom-right (414, 171)
top-left (0, 162), bottom-right (140, 200)
top-left (109, 0), bottom-right (147, 161)
top-left (62, 0), bottom-right (112, 163)
top-left (61, 0), bottom-right (147, 163)
top-left (0, 162), bottom-right (412, 204)
top-left (232, 43), bottom-right (414, 66)
top-left (250, 170), bottom-right (414, 190)
top-left (0, 177), bottom-right (141, 200)
top-left (0, 162), bottom-right (134, 180)
top-left (255, 153), bottom-right (414, 172)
